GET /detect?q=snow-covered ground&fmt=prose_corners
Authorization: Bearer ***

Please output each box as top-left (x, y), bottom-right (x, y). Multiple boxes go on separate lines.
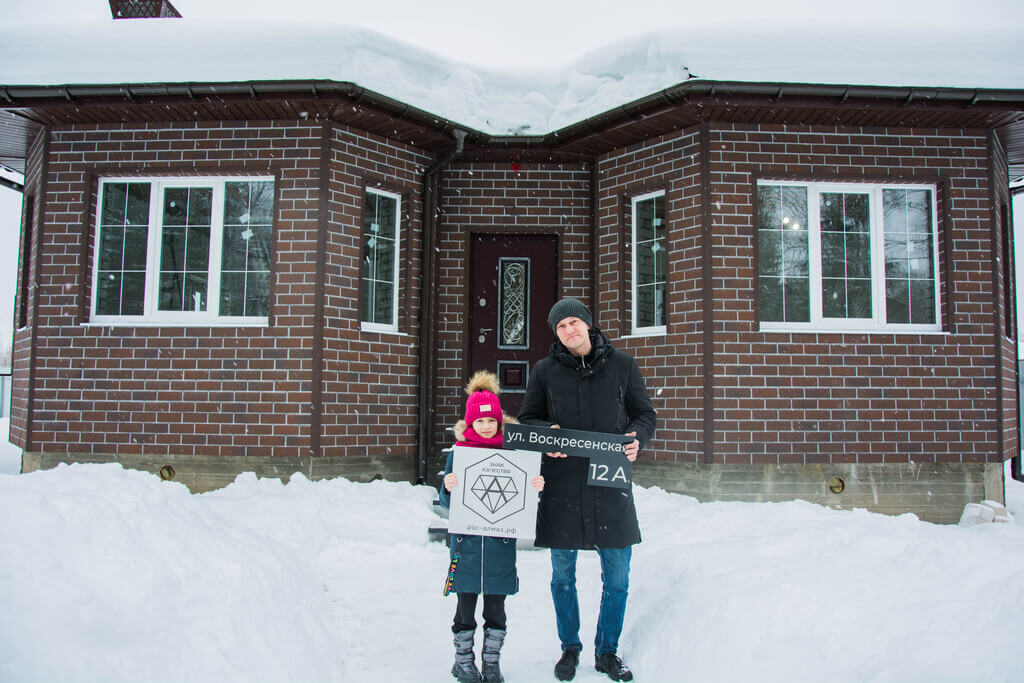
top-left (1, 420), bottom-right (1022, 683)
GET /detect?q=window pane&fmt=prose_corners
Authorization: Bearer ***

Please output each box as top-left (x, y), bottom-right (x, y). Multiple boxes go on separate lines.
top-left (96, 272), bottom-right (121, 315)
top-left (372, 278), bottom-right (394, 324)
top-left (220, 181), bottom-right (274, 318)
top-left (184, 273), bottom-right (208, 312)
top-left (249, 182), bottom-right (274, 224)
top-left (187, 188), bottom-right (212, 226)
top-left (759, 230), bottom-right (782, 276)
top-left (186, 225), bottom-right (210, 272)
top-left (821, 233), bottom-right (846, 278)
top-left (159, 272), bottom-right (183, 310)
top-left (99, 225), bottom-right (124, 271)
top-left (127, 184), bottom-right (151, 225)
top-left (633, 194), bottom-right (666, 329)
top-left (820, 192), bottom-right (871, 320)
top-left (102, 183), bottom-right (127, 226)
top-left (245, 272), bottom-right (270, 317)
top-left (97, 182), bottom-right (150, 316)
top-left (160, 187), bottom-right (212, 312)
top-left (884, 188), bottom-right (936, 325)
top-left (220, 271), bottom-right (245, 317)
top-left (222, 226), bottom-right (249, 271)
top-left (362, 191), bottom-right (400, 325)
top-left (822, 278), bottom-right (845, 318)
top-left (121, 271), bottom-right (146, 315)
top-left (783, 277), bottom-right (809, 322)
top-left (162, 226), bottom-right (186, 272)
top-left (373, 238), bottom-right (396, 281)
top-left (886, 280), bottom-right (910, 324)
top-left (760, 276), bottom-right (783, 322)
top-left (911, 279), bottom-right (935, 324)
top-left (163, 188), bottom-right (187, 226)
top-left (123, 226), bottom-right (148, 270)
top-left (758, 185), bottom-right (808, 322)
top-left (847, 279), bottom-right (872, 318)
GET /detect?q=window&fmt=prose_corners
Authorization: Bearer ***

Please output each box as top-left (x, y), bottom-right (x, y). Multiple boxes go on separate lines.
top-left (92, 176), bottom-right (274, 324)
top-left (631, 190), bottom-right (667, 335)
top-left (758, 181), bottom-right (940, 331)
top-left (360, 187), bottom-right (401, 332)
top-left (18, 195), bottom-right (34, 328)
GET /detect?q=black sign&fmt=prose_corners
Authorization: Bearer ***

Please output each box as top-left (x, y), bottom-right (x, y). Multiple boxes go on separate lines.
top-left (503, 423), bottom-right (633, 489)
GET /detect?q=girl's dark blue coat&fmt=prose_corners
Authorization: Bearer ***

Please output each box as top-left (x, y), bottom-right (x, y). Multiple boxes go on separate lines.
top-left (440, 448), bottom-right (519, 596)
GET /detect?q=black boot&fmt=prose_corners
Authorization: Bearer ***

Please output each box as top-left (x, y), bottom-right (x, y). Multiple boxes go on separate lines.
top-left (481, 627), bottom-right (506, 683)
top-left (595, 651), bottom-right (633, 681)
top-left (452, 629), bottom-right (482, 683)
top-left (554, 648), bottom-right (580, 681)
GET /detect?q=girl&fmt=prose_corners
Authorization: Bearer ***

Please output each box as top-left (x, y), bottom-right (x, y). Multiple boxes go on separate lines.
top-left (440, 370), bottom-right (543, 683)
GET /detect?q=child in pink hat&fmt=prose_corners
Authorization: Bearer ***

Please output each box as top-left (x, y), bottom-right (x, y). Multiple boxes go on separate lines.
top-left (440, 370), bottom-right (543, 683)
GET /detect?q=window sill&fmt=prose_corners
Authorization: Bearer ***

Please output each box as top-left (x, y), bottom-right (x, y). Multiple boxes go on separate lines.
top-left (85, 319), bottom-right (269, 328)
top-left (758, 324), bottom-right (946, 336)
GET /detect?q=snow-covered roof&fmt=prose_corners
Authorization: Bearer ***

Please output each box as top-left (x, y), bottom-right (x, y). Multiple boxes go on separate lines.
top-left (2, 8), bottom-right (1022, 137)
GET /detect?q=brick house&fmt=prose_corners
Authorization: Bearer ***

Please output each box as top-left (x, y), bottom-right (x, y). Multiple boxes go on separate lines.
top-left (3, 57), bottom-right (1023, 521)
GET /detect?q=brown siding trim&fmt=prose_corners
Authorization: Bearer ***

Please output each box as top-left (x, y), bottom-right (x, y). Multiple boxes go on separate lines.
top-left (940, 177), bottom-right (955, 333)
top-left (988, 130), bottom-right (1004, 462)
top-left (311, 122), bottom-right (331, 459)
top-left (77, 173), bottom-right (97, 324)
top-left (700, 121), bottom-right (714, 464)
top-left (266, 167), bottom-right (282, 328)
top-left (590, 161), bottom-right (599, 313)
top-left (16, 194), bottom-right (34, 329)
top-left (25, 126), bottom-right (50, 453)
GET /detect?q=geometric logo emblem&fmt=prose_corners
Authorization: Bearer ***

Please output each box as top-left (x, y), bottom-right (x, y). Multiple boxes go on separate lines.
top-left (471, 474), bottom-right (519, 514)
top-left (462, 452), bottom-right (527, 524)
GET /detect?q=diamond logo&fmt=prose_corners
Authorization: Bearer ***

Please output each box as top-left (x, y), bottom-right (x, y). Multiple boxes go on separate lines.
top-left (471, 474), bottom-right (519, 514)
top-left (461, 451), bottom-right (528, 524)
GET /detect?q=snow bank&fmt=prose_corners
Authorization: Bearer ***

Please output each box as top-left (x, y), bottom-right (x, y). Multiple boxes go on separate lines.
top-left (2, 462), bottom-right (1023, 682)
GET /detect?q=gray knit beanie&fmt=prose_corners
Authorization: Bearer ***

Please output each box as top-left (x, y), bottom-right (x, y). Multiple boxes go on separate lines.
top-left (547, 297), bottom-right (593, 332)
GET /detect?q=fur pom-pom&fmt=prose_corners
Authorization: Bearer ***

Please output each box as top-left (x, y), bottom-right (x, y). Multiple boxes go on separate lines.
top-left (465, 370), bottom-right (501, 396)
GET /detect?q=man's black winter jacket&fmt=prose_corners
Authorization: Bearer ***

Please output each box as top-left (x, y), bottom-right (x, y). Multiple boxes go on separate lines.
top-left (518, 328), bottom-right (656, 549)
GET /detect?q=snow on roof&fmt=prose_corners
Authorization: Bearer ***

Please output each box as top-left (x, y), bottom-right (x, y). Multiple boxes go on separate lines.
top-left (1, 8), bottom-right (1022, 136)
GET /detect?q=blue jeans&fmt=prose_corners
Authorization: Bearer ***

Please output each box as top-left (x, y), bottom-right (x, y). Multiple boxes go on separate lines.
top-left (549, 547), bottom-right (632, 656)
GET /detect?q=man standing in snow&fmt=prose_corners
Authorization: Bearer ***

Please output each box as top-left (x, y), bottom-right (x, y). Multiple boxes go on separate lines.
top-left (518, 298), bottom-right (656, 682)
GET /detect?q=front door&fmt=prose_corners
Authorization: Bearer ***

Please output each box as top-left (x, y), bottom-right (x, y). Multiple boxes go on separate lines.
top-left (468, 234), bottom-right (559, 417)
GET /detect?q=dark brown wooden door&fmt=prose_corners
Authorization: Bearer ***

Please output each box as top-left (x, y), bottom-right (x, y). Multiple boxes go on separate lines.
top-left (468, 234), bottom-right (559, 417)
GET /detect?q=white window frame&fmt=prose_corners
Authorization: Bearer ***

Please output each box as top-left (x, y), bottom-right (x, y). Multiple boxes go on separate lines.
top-left (360, 187), bottom-right (402, 334)
top-left (757, 180), bottom-right (941, 334)
top-left (631, 189), bottom-right (668, 336)
top-left (91, 176), bottom-right (274, 327)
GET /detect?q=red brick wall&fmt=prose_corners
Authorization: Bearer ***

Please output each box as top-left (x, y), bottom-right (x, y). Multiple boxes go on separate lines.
top-left (320, 124), bottom-right (430, 458)
top-left (12, 119), bottom-right (430, 463)
top-left (11, 114), bottom-right (1017, 473)
top-left (623, 122), bottom-right (1012, 465)
top-left (597, 128), bottom-right (705, 462)
top-left (432, 161), bottom-right (592, 444)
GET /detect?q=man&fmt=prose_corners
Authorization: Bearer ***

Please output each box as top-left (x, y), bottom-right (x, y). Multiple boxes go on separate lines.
top-left (519, 297), bottom-right (656, 682)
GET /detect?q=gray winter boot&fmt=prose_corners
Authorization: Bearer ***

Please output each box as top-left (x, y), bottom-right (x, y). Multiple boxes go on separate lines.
top-left (481, 627), bottom-right (506, 683)
top-left (452, 629), bottom-right (482, 683)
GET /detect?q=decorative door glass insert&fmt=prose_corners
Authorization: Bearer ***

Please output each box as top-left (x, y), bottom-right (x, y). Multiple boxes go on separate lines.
top-left (498, 257), bottom-right (529, 348)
